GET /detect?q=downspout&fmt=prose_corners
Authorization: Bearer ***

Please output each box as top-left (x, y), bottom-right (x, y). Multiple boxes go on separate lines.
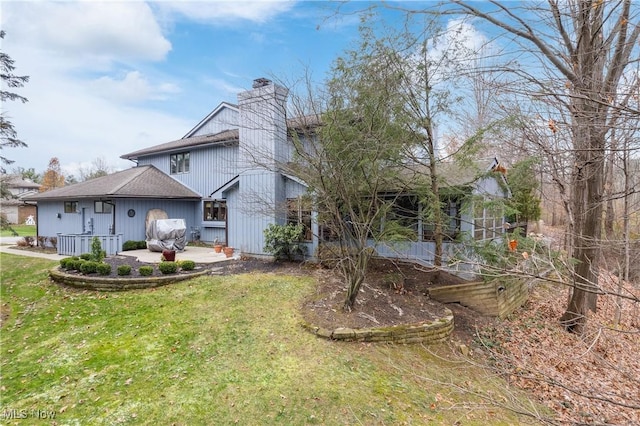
top-left (104, 200), bottom-right (116, 234)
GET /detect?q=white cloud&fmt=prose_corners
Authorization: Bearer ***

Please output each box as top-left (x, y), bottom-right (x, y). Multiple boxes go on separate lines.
top-left (158, 1), bottom-right (297, 24)
top-left (90, 71), bottom-right (181, 103)
top-left (1, 1), bottom-right (171, 66)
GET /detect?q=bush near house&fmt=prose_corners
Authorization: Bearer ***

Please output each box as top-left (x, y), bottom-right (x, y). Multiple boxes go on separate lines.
top-left (80, 261), bottom-right (99, 275)
top-left (138, 266), bottom-right (153, 276)
top-left (91, 237), bottom-right (104, 263)
top-left (179, 260), bottom-right (196, 271)
top-left (263, 223), bottom-right (307, 261)
top-left (16, 236), bottom-right (35, 247)
top-left (96, 263), bottom-right (111, 276)
top-left (117, 265), bottom-right (132, 276)
top-left (122, 240), bottom-right (147, 251)
top-left (158, 261), bottom-right (178, 274)
top-left (69, 259), bottom-right (85, 271)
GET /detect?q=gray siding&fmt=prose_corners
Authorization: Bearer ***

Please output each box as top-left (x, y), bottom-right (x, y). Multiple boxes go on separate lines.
top-left (191, 106), bottom-right (239, 137)
top-left (35, 198), bottom-right (199, 244)
top-left (137, 145), bottom-right (238, 197)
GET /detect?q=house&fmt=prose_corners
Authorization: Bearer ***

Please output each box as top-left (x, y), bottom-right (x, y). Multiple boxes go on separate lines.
top-left (25, 78), bottom-right (510, 265)
top-left (1, 175), bottom-right (40, 224)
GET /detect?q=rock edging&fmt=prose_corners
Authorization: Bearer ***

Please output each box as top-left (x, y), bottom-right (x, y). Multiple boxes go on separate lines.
top-left (301, 308), bottom-right (454, 344)
top-left (49, 267), bottom-right (210, 291)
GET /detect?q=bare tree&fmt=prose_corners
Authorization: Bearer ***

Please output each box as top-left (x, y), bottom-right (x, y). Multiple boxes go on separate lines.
top-left (443, 0), bottom-right (640, 334)
top-left (79, 157), bottom-right (113, 181)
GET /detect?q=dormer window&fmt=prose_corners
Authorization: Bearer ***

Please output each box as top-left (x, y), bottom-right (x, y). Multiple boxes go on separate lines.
top-left (170, 152), bottom-right (190, 174)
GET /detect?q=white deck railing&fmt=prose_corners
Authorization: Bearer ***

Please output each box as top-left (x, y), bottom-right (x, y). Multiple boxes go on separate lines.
top-left (57, 234), bottom-right (123, 256)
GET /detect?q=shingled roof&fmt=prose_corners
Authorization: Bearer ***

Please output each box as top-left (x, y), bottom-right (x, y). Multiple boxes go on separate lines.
top-left (24, 166), bottom-right (201, 201)
top-left (121, 129), bottom-right (239, 161)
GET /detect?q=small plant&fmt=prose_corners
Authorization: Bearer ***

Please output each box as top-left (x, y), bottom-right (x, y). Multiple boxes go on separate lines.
top-left (139, 266), bottom-right (153, 276)
top-left (180, 260), bottom-right (196, 271)
top-left (263, 223), bottom-right (307, 261)
top-left (80, 261), bottom-right (99, 274)
top-left (37, 236), bottom-right (47, 248)
top-left (117, 265), bottom-right (132, 276)
top-left (49, 236), bottom-right (58, 250)
top-left (17, 236), bottom-right (35, 247)
top-left (158, 261), bottom-right (178, 274)
top-left (69, 259), bottom-right (85, 271)
top-left (60, 257), bottom-right (73, 269)
top-left (80, 253), bottom-right (92, 261)
top-left (96, 263), bottom-right (111, 276)
top-left (91, 237), bottom-right (104, 262)
top-left (123, 240), bottom-right (148, 251)
top-left (123, 241), bottom-right (138, 251)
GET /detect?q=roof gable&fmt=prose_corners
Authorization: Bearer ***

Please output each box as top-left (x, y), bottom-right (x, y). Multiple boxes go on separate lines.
top-left (184, 102), bottom-right (239, 138)
top-left (24, 166), bottom-right (201, 201)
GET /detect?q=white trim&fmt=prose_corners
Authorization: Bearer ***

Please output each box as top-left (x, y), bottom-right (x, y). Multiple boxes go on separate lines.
top-left (183, 102), bottom-right (239, 138)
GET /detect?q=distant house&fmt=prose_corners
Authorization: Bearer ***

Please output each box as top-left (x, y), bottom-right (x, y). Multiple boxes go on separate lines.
top-left (1, 175), bottom-right (40, 224)
top-left (25, 78), bottom-right (510, 265)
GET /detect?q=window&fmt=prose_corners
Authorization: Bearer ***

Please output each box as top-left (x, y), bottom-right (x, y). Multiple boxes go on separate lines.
top-left (473, 201), bottom-right (504, 240)
top-left (388, 196), bottom-right (419, 241)
top-left (287, 197), bottom-right (312, 241)
top-left (94, 201), bottom-right (113, 214)
top-left (64, 201), bottom-right (78, 213)
top-left (203, 200), bottom-right (227, 221)
top-left (422, 196), bottom-right (462, 241)
top-left (170, 152), bottom-right (190, 174)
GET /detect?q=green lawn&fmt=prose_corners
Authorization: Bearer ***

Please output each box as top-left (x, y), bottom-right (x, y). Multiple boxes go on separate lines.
top-left (0, 224), bottom-right (36, 237)
top-left (0, 254), bottom-right (545, 425)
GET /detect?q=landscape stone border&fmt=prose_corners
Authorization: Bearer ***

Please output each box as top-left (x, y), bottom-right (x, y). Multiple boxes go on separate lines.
top-left (301, 308), bottom-right (454, 344)
top-left (49, 266), bottom-right (211, 291)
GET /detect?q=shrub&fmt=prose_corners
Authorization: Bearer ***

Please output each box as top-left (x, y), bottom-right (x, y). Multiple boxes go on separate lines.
top-left (80, 261), bottom-right (99, 274)
top-left (91, 237), bottom-right (104, 262)
top-left (96, 263), bottom-right (111, 276)
top-left (17, 236), bottom-right (35, 247)
top-left (158, 261), bottom-right (178, 274)
top-left (80, 253), bottom-right (92, 261)
top-left (49, 236), bottom-right (58, 250)
top-left (69, 259), bottom-right (85, 271)
top-left (60, 257), bottom-right (73, 269)
top-left (263, 223), bottom-right (307, 261)
top-left (122, 240), bottom-right (148, 251)
top-left (37, 236), bottom-right (47, 248)
top-left (117, 265), bottom-right (132, 276)
top-left (122, 240), bottom-right (138, 251)
top-left (139, 266), bottom-right (153, 276)
top-left (180, 260), bottom-right (196, 271)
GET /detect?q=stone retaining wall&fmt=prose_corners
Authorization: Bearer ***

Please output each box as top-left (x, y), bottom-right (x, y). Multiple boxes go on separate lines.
top-left (428, 278), bottom-right (528, 319)
top-left (49, 267), bottom-right (209, 291)
top-left (301, 308), bottom-right (454, 344)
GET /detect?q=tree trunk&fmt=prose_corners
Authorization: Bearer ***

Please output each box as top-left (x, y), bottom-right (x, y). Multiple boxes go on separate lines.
top-left (342, 246), bottom-right (371, 311)
top-left (560, 100), bottom-right (605, 333)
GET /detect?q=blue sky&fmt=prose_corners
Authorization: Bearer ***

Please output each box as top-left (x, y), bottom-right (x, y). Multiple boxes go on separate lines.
top-left (1, 1), bottom-right (464, 178)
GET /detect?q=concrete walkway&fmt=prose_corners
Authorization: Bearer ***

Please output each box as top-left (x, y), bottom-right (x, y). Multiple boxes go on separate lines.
top-left (119, 247), bottom-right (236, 264)
top-left (0, 245), bottom-right (63, 261)
top-left (0, 243), bottom-right (237, 264)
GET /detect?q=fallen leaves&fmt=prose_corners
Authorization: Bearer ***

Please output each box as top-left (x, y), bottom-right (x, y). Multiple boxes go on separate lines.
top-left (484, 268), bottom-right (639, 424)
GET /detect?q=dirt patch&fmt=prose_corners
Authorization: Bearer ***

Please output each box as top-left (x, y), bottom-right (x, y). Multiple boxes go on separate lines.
top-left (0, 304), bottom-right (9, 328)
top-left (296, 259), bottom-right (497, 342)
